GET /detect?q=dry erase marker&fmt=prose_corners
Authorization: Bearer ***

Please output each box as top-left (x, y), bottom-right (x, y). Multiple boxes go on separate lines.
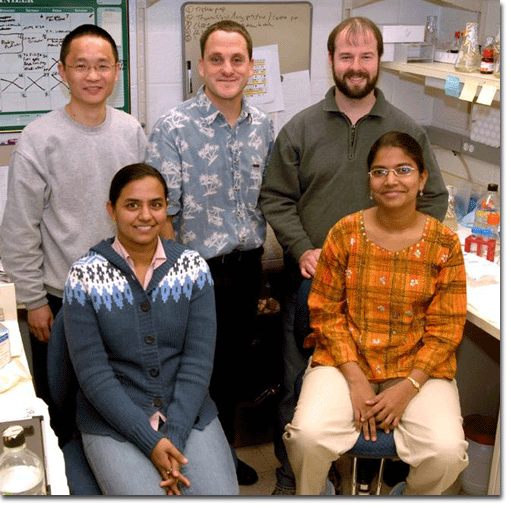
top-left (187, 61), bottom-right (193, 94)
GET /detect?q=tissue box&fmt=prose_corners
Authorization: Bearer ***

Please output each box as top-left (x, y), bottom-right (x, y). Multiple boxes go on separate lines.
top-left (379, 25), bottom-right (425, 43)
top-left (0, 323), bottom-right (10, 369)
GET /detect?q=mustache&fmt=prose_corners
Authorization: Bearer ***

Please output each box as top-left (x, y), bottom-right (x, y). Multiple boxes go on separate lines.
top-left (343, 70), bottom-right (370, 80)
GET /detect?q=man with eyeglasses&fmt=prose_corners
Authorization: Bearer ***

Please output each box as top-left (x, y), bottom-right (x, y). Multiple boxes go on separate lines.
top-left (0, 24), bottom-right (146, 443)
top-left (259, 17), bottom-right (447, 495)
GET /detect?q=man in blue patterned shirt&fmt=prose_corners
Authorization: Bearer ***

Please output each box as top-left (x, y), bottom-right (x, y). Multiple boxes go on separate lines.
top-left (146, 20), bottom-right (274, 486)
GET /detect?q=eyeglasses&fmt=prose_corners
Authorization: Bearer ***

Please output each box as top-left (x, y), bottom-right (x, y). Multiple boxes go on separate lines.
top-left (368, 166), bottom-right (416, 179)
top-left (65, 63), bottom-right (117, 75)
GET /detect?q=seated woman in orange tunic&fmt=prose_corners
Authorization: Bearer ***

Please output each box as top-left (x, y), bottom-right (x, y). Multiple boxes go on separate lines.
top-left (283, 131), bottom-right (468, 496)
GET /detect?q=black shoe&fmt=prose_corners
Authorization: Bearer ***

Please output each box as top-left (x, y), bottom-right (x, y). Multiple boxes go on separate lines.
top-left (237, 460), bottom-right (258, 486)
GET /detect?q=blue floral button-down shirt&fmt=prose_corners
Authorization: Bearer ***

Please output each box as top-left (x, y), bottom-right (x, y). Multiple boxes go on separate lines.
top-left (146, 86), bottom-right (274, 260)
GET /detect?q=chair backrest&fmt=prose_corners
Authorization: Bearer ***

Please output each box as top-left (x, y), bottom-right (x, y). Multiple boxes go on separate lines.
top-left (294, 277), bottom-right (313, 360)
top-left (47, 309), bottom-right (102, 495)
top-left (47, 309), bottom-right (78, 410)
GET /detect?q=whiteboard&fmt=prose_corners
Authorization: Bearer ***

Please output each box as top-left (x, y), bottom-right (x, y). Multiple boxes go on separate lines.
top-left (0, 0), bottom-right (130, 133)
top-left (181, 2), bottom-right (312, 100)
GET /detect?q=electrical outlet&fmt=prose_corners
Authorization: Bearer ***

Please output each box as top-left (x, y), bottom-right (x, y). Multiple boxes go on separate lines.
top-left (462, 142), bottom-right (475, 154)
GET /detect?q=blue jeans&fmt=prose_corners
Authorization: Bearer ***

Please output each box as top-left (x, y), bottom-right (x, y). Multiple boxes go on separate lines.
top-left (82, 417), bottom-right (239, 495)
top-left (274, 285), bottom-right (307, 491)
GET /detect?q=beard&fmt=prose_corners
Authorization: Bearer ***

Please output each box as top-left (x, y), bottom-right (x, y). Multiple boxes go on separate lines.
top-left (333, 68), bottom-right (379, 99)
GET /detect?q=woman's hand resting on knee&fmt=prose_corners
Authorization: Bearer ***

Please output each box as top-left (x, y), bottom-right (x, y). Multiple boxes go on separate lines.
top-left (363, 371), bottom-right (428, 433)
top-left (341, 362), bottom-right (378, 442)
top-left (150, 437), bottom-right (190, 495)
top-left (362, 381), bottom-right (415, 433)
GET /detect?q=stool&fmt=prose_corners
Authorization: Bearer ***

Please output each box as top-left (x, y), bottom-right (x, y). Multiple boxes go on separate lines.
top-left (347, 430), bottom-right (398, 495)
top-left (293, 278), bottom-right (401, 495)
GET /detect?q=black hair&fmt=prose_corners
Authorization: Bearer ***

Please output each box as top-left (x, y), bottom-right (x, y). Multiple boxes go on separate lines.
top-left (327, 17), bottom-right (384, 59)
top-left (109, 163), bottom-right (169, 206)
top-left (200, 20), bottom-right (253, 60)
top-left (60, 24), bottom-right (119, 64)
top-left (367, 131), bottom-right (426, 175)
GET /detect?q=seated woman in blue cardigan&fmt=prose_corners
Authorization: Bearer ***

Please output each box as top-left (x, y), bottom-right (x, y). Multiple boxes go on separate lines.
top-left (62, 163), bottom-right (238, 495)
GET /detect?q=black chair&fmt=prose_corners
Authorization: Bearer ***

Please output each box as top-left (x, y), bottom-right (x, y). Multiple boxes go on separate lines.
top-left (293, 277), bottom-right (399, 495)
top-left (47, 310), bottom-right (102, 495)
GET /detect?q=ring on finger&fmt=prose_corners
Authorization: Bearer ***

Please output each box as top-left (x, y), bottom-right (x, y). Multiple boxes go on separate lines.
top-left (166, 469), bottom-right (173, 476)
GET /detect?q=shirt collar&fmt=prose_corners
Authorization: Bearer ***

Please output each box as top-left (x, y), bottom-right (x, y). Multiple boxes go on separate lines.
top-left (323, 86), bottom-right (387, 119)
top-left (111, 236), bottom-right (166, 269)
top-left (196, 85), bottom-right (251, 126)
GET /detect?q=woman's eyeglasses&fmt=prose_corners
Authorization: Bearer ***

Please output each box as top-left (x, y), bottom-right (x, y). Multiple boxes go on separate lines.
top-left (368, 166), bottom-right (416, 179)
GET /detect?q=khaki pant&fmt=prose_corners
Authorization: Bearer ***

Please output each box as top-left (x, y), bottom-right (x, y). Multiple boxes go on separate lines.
top-left (284, 362), bottom-right (469, 495)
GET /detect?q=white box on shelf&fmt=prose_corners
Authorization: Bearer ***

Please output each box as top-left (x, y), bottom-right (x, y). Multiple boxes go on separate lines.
top-left (379, 25), bottom-right (425, 43)
top-left (382, 43), bottom-right (433, 63)
top-left (434, 50), bottom-right (458, 64)
top-left (381, 43), bottom-right (407, 62)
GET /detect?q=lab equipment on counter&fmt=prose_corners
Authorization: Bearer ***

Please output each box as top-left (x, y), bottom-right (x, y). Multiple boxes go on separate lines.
top-left (464, 184), bottom-right (499, 262)
top-left (472, 184), bottom-right (500, 239)
top-left (0, 425), bottom-right (46, 495)
top-left (443, 185), bottom-right (458, 231)
top-left (0, 324), bottom-right (10, 369)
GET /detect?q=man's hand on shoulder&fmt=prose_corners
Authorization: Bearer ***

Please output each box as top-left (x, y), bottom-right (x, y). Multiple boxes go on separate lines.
top-left (27, 305), bottom-right (54, 343)
top-left (299, 249), bottom-right (321, 279)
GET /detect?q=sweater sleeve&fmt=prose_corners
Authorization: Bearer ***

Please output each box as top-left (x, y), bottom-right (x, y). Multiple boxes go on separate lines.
top-left (415, 129), bottom-right (448, 222)
top-left (0, 150), bottom-right (48, 309)
top-left (412, 236), bottom-right (467, 377)
top-left (63, 266), bottom-right (163, 458)
top-left (306, 226), bottom-right (360, 367)
top-left (162, 257), bottom-right (217, 451)
top-left (259, 127), bottom-right (315, 262)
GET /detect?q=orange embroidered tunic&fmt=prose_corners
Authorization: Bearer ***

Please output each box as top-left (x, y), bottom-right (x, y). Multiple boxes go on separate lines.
top-left (305, 211), bottom-right (467, 382)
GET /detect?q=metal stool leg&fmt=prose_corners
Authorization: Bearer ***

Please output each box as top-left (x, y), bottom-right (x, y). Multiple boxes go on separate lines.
top-left (375, 458), bottom-right (386, 495)
top-left (351, 457), bottom-right (358, 495)
top-left (347, 430), bottom-right (398, 495)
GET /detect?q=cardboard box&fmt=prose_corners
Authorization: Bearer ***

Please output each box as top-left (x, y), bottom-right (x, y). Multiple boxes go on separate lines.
top-left (379, 25), bottom-right (425, 43)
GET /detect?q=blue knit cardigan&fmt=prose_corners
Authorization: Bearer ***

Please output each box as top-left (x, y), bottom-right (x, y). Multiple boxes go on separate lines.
top-left (62, 238), bottom-right (218, 458)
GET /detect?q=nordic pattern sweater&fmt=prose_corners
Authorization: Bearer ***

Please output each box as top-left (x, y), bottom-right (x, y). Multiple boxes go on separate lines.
top-left (63, 238), bottom-right (217, 458)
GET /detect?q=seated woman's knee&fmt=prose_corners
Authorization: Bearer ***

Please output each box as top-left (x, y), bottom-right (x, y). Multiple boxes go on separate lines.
top-left (284, 418), bottom-right (324, 452)
top-left (429, 435), bottom-right (467, 465)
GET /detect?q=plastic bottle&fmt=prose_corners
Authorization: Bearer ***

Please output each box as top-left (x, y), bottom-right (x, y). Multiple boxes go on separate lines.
top-left (0, 425), bottom-right (46, 495)
top-left (480, 36), bottom-right (494, 74)
top-left (443, 185), bottom-right (458, 231)
top-left (493, 26), bottom-right (500, 77)
top-left (424, 15), bottom-right (438, 47)
top-left (472, 183), bottom-right (500, 239)
top-left (455, 22), bottom-right (480, 73)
